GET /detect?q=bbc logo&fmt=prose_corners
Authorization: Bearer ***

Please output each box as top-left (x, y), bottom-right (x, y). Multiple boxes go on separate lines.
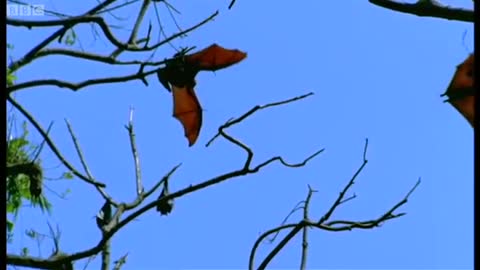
top-left (7, 4), bottom-right (45, 16)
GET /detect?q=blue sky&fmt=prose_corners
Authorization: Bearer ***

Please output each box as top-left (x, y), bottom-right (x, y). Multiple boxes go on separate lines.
top-left (7, 0), bottom-right (474, 269)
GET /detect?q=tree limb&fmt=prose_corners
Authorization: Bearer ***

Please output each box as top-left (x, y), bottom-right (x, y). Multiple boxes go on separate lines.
top-left (249, 139), bottom-right (421, 270)
top-left (7, 96), bottom-right (107, 188)
top-left (7, 0), bottom-right (119, 73)
top-left (6, 93), bottom-right (322, 269)
top-left (369, 0), bottom-right (474, 22)
top-left (65, 119), bottom-right (119, 206)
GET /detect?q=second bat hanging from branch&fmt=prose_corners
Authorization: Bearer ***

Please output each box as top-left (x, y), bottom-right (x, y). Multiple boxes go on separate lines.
top-left (157, 44), bottom-right (247, 146)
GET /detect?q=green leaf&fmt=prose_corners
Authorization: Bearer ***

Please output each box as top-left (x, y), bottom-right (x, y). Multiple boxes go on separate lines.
top-left (62, 171), bottom-right (74, 180)
top-left (7, 220), bottom-right (14, 232)
top-left (21, 247), bottom-right (29, 256)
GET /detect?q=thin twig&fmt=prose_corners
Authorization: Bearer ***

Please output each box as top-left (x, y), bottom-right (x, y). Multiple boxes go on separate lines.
top-left (124, 163), bottom-right (181, 210)
top-left (31, 122), bottom-right (54, 163)
top-left (125, 107), bottom-right (143, 196)
top-left (35, 48), bottom-right (166, 66)
top-left (251, 140), bottom-right (421, 270)
top-left (64, 119), bottom-right (118, 206)
top-left (206, 92), bottom-right (315, 147)
top-left (7, 0), bottom-right (118, 73)
top-left (319, 138), bottom-right (369, 224)
top-left (268, 201), bottom-right (305, 242)
top-left (6, 96), bottom-right (107, 188)
top-left (6, 93), bottom-right (321, 269)
top-left (112, 253), bottom-right (129, 270)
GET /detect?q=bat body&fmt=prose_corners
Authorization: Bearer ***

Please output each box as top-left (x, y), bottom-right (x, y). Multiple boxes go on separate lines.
top-left (157, 44), bottom-right (247, 146)
top-left (441, 54), bottom-right (475, 127)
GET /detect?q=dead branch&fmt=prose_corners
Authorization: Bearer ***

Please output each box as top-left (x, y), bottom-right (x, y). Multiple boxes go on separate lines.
top-left (369, 0), bottom-right (474, 22)
top-left (7, 0), bottom-right (119, 73)
top-left (64, 119), bottom-right (119, 206)
top-left (34, 47), bottom-right (165, 66)
top-left (7, 67), bottom-right (159, 93)
top-left (112, 253), bottom-right (129, 270)
top-left (6, 93), bottom-right (322, 269)
top-left (249, 139), bottom-right (421, 270)
top-left (125, 108), bottom-right (143, 196)
top-left (228, 0), bottom-right (237, 9)
top-left (6, 96), bottom-right (107, 188)
top-left (300, 185), bottom-right (317, 270)
top-left (7, 11), bottom-right (219, 94)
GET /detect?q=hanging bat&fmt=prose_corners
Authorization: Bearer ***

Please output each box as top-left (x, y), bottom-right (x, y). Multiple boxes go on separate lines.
top-left (441, 54), bottom-right (475, 127)
top-left (157, 44), bottom-right (247, 146)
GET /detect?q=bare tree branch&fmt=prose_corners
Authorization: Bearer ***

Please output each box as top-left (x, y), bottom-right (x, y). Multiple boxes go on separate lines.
top-left (249, 139), bottom-right (421, 270)
top-left (7, 11), bottom-right (220, 94)
top-left (112, 253), bottom-right (129, 270)
top-left (206, 92), bottom-right (315, 147)
top-left (7, 0), bottom-right (119, 73)
top-left (300, 185), bottom-right (316, 270)
top-left (6, 96), bottom-right (107, 188)
top-left (109, 10), bottom-right (218, 58)
top-left (7, 67), bottom-right (158, 93)
top-left (228, 0), bottom-right (237, 9)
top-left (369, 0), bottom-right (474, 22)
top-left (65, 119), bottom-right (119, 206)
top-left (126, 0), bottom-right (151, 45)
top-left (34, 47), bottom-right (165, 66)
top-left (125, 108), bottom-right (143, 195)
top-left (319, 138), bottom-right (369, 224)
top-left (138, 164), bottom-right (182, 206)
top-left (100, 239), bottom-right (111, 270)
top-left (7, 93), bottom-right (322, 270)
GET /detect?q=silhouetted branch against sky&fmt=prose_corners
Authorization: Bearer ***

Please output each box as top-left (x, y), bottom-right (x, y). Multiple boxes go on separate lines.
top-left (7, 96), bottom-right (108, 189)
top-left (369, 0), bottom-right (474, 22)
top-left (6, 2), bottom-right (221, 269)
top-left (6, 0), bottom-right (219, 93)
top-left (249, 139), bottom-right (421, 270)
top-left (6, 92), bottom-right (323, 269)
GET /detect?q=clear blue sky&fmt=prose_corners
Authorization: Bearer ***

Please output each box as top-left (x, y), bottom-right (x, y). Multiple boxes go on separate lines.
top-left (7, 0), bottom-right (474, 269)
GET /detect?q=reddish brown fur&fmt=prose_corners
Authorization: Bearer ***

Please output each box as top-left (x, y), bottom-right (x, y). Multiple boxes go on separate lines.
top-left (171, 85), bottom-right (202, 146)
top-left (443, 54), bottom-right (474, 127)
top-left (185, 44), bottom-right (247, 71)
top-left (157, 44), bottom-right (247, 146)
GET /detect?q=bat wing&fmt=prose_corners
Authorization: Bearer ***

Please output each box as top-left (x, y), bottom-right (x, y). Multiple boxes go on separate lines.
top-left (448, 93), bottom-right (474, 127)
top-left (185, 44), bottom-right (247, 71)
top-left (441, 54), bottom-right (475, 127)
top-left (171, 85), bottom-right (203, 146)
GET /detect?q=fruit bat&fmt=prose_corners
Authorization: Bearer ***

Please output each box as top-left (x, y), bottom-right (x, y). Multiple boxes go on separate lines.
top-left (441, 54), bottom-right (475, 127)
top-left (157, 44), bottom-right (247, 146)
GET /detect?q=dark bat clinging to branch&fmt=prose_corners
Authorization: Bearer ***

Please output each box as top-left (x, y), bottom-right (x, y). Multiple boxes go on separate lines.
top-left (156, 44), bottom-right (247, 146)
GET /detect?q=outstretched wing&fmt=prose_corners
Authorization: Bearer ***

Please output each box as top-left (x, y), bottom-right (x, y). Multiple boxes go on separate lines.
top-left (185, 44), bottom-right (247, 71)
top-left (441, 54), bottom-right (474, 127)
top-left (172, 85), bottom-right (203, 146)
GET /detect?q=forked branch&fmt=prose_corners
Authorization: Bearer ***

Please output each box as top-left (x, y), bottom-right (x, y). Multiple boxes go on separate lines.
top-left (6, 92), bottom-right (322, 269)
top-left (249, 139), bottom-right (421, 270)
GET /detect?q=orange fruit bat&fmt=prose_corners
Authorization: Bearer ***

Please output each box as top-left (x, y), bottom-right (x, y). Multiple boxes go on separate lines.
top-left (157, 44), bottom-right (247, 146)
top-left (441, 54), bottom-right (475, 127)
